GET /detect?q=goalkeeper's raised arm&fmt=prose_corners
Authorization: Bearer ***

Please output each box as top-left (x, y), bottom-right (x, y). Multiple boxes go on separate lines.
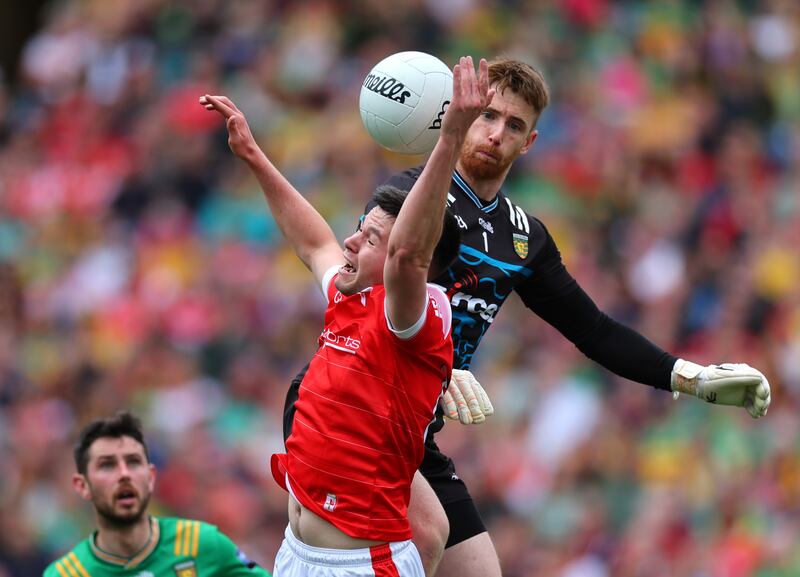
top-left (384, 56), bottom-right (493, 332)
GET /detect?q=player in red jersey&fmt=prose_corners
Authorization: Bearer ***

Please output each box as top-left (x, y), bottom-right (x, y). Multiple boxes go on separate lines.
top-left (201, 56), bottom-right (493, 576)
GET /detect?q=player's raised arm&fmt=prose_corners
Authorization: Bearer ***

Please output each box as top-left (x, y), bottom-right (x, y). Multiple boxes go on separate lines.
top-left (200, 94), bottom-right (342, 285)
top-left (384, 57), bottom-right (494, 331)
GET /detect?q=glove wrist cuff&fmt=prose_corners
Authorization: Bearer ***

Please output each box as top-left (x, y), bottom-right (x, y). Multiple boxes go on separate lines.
top-left (671, 358), bottom-right (704, 396)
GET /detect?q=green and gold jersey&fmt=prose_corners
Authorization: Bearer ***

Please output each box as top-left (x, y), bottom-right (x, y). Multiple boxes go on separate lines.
top-left (43, 516), bottom-right (271, 577)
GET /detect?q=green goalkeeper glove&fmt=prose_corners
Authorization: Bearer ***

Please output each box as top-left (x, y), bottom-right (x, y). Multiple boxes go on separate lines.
top-left (442, 369), bottom-right (495, 425)
top-left (671, 359), bottom-right (771, 418)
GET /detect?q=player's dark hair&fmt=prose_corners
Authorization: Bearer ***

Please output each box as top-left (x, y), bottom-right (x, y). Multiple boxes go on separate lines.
top-left (74, 411), bottom-right (149, 475)
top-left (488, 57), bottom-right (550, 128)
top-left (370, 185), bottom-right (461, 277)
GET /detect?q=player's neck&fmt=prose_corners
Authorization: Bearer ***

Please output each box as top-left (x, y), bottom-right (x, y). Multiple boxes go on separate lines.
top-left (455, 161), bottom-right (508, 203)
top-left (94, 515), bottom-right (153, 559)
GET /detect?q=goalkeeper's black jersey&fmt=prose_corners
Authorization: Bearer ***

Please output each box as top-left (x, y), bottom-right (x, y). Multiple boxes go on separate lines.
top-left (385, 166), bottom-right (675, 385)
top-left (386, 166), bottom-right (568, 370)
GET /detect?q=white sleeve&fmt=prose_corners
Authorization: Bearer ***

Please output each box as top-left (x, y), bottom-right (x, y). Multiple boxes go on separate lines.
top-left (385, 283), bottom-right (452, 341)
top-left (320, 265), bottom-right (340, 303)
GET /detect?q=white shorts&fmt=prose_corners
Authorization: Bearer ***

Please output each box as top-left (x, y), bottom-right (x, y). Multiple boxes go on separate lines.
top-left (273, 524), bottom-right (425, 577)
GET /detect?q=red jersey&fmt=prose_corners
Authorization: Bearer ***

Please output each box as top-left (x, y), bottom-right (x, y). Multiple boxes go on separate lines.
top-left (272, 271), bottom-right (453, 542)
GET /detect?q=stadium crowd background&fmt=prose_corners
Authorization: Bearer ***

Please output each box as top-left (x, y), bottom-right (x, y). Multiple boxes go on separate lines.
top-left (1, 0), bottom-right (799, 575)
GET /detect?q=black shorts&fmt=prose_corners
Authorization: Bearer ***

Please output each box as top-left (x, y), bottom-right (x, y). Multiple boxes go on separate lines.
top-left (418, 435), bottom-right (487, 547)
top-left (284, 367), bottom-right (487, 548)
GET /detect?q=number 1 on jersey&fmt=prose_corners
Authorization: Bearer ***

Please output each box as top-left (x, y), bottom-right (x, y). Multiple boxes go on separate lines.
top-left (482, 231), bottom-right (489, 252)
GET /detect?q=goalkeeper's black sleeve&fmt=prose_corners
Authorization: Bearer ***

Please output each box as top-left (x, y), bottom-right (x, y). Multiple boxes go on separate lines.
top-left (518, 230), bottom-right (676, 391)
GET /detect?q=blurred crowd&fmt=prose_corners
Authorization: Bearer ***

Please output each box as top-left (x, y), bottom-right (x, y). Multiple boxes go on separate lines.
top-left (1, 0), bottom-right (799, 576)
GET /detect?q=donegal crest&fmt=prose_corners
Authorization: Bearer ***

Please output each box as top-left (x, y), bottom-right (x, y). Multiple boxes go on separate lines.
top-left (513, 233), bottom-right (528, 259)
top-left (174, 561), bottom-right (197, 577)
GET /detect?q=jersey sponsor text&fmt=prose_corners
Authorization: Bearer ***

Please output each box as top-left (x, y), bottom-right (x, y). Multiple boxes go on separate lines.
top-left (320, 328), bottom-right (360, 354)
top-left (451, 291), bottom-right (498, 323)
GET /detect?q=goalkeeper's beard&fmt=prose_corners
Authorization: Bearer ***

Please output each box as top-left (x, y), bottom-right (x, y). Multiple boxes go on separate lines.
top-left (459, 142), bottom-right (515, 181)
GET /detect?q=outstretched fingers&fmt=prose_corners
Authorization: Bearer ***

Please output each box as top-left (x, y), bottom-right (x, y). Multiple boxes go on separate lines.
top-left (452, 60), bottom-right (462, 106)
top-left (461, 56), bottom-right (476, 100)
top-left (199, 94), bottom-right (240, 119)
top-left (198, 94), bottom-right (258, 160)
top-left (478, 58), bottom-right (495, 106)
top-left (462, 56), bottom-right (480, 105)
top-left (452, 56), bottom-right (490, 111)
top-left (442, 384), bottom-right (471, 424)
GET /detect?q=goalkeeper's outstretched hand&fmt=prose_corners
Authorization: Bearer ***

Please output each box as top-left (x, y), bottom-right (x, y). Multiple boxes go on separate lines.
top-left (442, 370), bottom-right (495, 425)
top-left (671, 359), bottom-right (771, 418)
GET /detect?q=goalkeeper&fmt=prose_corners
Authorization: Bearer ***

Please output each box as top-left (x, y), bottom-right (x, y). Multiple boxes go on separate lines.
top-left (282, 56), bottom-right (771, 577)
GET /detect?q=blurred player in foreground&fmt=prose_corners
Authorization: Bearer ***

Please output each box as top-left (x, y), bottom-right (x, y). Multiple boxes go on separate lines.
top-left (284, 56), bottom-right (773, 577)
top-left (43, 412), bottom-right (270, 577)
top-left (201, 56), bottom-right (491, 576)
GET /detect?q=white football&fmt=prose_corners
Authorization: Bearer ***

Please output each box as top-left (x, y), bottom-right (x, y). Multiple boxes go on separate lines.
top-left (359, 51), bottom-right (453, 155)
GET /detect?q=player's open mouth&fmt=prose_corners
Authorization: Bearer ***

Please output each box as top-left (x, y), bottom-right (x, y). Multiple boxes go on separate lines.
top-left (115, 489), bottom-right (137, 505)
top-left (340, 263), bottom-right (356, 274)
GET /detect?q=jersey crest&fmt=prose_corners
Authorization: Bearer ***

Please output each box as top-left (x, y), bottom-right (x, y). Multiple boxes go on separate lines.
top-left (513, 233), bottom-right (529, 258)
top-left (324, 493), bottom-right (338, 511)
top-left (173, 560), bottom-right (197, 577)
